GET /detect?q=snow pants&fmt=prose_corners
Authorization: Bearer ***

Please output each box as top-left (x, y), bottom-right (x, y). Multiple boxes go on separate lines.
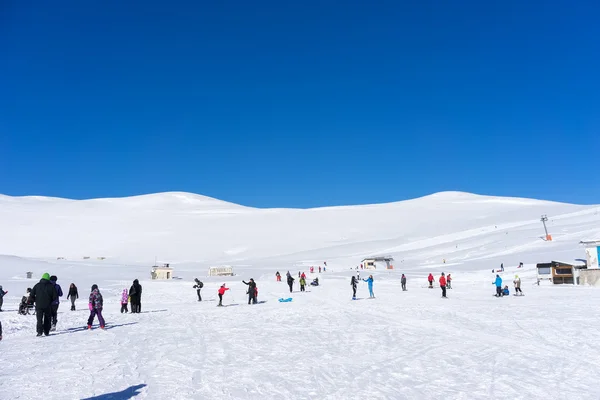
top-left (288, 283), bottom-right (293, 293)
top-left (515, 287), bottom-right (522, 294)
top-left (130, 297), bottom-right (141, 313)
top-left (197, 289), bottom-right (202, 301)
top-left (51, 304), bottom-right (59, 326)
top-left (428, 280), bottom-right (433, 288)
top-left (88, 308), bottom-right (105, 327)
top-left (368, 285), bottom-right (374, 298)
top-left (300, 284), bottom-right (305, 292)
top-left (0, 297), bottom-right (3, 311)
top-left (352, 286), bottom-right (357, 298)
top-left (218, 294), bottom-right (223, 306)
top-left (496, 287), bottom-right (502, 296)
top-left (401, 282), bottom-right (406, 291)
top-left (70, 297), bottom-right (76, 311)
top-left (36, 307), bottom-right (52, 335)
top-left (121, 303), bottom-right (128, 313)
top-left (248, 294), bottom-right (256, 305)
top-left (441, 285), bottom-right (447, 298)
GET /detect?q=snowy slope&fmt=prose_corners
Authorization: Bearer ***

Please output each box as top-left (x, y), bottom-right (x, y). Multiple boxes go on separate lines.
top-left (1, 191), bottom-right (600, 399)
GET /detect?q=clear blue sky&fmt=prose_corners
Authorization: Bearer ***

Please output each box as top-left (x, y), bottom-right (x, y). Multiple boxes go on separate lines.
top-left (1, 0), bottom-right (599, 207)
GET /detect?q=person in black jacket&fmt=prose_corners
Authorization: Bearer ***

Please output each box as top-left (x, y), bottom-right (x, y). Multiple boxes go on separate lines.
top-left (29, 273), bottom-right (58, 336)
top-left (67, 283), bottom-right (79, 311)
top-left (287, 275), bottom-right (295, 293)
top-left (129, 279), bottom-right (142, 313)
top-left (350, 276), bottom-right (358, 299)
top-left (242, 279), bottom-right (257, 304)
top-left (193, 278), bottom-right (203, 302)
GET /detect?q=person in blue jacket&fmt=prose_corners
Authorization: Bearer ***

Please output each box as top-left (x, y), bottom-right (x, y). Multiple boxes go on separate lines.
top-left (363, 275), bottom-right (374, 298)
top-left (502, 285), bottom-right (510, 296)
top-left (494, 275), bottom-right (503, 297)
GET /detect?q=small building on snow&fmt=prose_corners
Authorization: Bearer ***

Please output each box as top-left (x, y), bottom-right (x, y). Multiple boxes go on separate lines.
top-left (536, 261), bottom-right (586, 285)
top-left (579, 240), bottom-right (600, 286)
top-left (151, 264), bottom-right (173, 280)
top-left (361, 256), bottom-right (394, 270)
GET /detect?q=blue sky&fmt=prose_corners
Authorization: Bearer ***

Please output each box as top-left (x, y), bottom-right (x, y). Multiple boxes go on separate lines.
top-left (1, 0), bottom-right (599, 207)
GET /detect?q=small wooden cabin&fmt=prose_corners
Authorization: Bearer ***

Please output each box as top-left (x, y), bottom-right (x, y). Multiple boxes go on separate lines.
top-left (361, 256), bottom-right (394, 270)
top-left (536, 261), bottom-right (584, 285)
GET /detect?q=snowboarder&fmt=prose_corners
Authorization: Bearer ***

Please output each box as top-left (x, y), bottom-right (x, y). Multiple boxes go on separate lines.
top-left (494, 275), bottom-right (503, 297)
top-left (120, 289), bottom-right (129, 313)
top-left (29, 273), bottom-right (57, 337)
top-left (217, 284), bottom-right (229, 306)
top-left (439, 273), bottom-right (447, 298)
top-left (428, 273), bottom-right (434, 289)
top-left (129, 279), bottom-right (142, 313)
top-left (299, 276), bottom-right (306, 292)
top-left (276, 271), bottom-right (281, 282)
top-left (0, 285), bottom-right (7, 311)
top-left (67, 283), bottom-right (78, 311)
top-left (49, 275), bottom-right (63, 331)
top-left (446, 274), bottom-right (452, 289)
top-left (514, 275), bottom-right (523, 295)
top-left (401, 274), bottom-right (407, 291)
top-left (287, 275), bottom-right (295, 293)
top-left (242, 279), bottom-right (257, 304)
top-left (87, 284), bottom-right (105, 329)
top-left (350, 276), bottom-right (358, 299)
top-left (193, 278), bottom-right (204, 301)
top-left (363, 275), bottom-right (374, 298)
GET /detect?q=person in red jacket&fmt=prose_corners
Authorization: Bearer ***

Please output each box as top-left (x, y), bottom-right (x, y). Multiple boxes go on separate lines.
top-left (218, 284), bottom-right (229, 307)
top-left (439, 273), bottom-right (447, 298)
top-left (428, 273), bottom-right (434, 288)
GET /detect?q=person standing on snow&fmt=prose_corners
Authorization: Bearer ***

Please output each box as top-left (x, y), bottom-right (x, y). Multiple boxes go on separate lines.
top-left (193, 278), bottom-right (204, 301)
top-left (446, 274), bottom-right (452, 289)
top-left (29, 273), bottom-right (57, 337)
top-left (401, 274), bottom-right (407, 291)
top-left (67, 283), bottom-right (78, 311)
top-left (363, 275), bottom-right (374, 298)
top-left (299, 276), bottom-right (306, 292)
top-left (242, 279), bottom-right (257, 304)
top-left (0, 285), bottom-right (7, 311)
top-left (439, 273), bottom-right (447, 298)
top-left (350, 276), bottom-right (358, 299)
top-left (217, 284), bottom-right (229, 306)
top-left (276, 271), bottom-right (281, 282)
top-left (428, 273), bottom-right (434, 289)
top-left (120, 288), bottom-right (129, 313)
top-left (287, 274), bottom-right (295, 293)
top-left (494, 274), bottom-right (503, 297)
top-left (514, 275), bottom-right (523, 295)
top-left (129, 279), bottom-right (142, 313)
top-left (49, 275), bottom-right (63, 331)
top-left (87, 284), bottom-right (105, 329)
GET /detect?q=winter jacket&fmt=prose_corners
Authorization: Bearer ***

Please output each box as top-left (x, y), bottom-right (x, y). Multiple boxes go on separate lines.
top-left (350, 276), bottom-right (357, 288)
top-left (428, 274), bottom-right (434, 282)
top-left (129, 281), bottom-right (142, 299)
top-left (287, 276), bottom-right (295, 285)
top-left (439, 276), bottom-right (447, 287)
top-left (363, 277), bottom-right (373, 287)
top-left (0, 287), bottom-right (6, 298)
top-left (218, 286), bottom-right (229, 295)
top-left (89, 289), bottom-right (103, 310)
top-left (299, 278), bottom-right (306, 286)
top-left (495, 276), bottom-right (503, 287)
top-left (121, 289), bottom-right (129, 304)
top-left (51, 282), bottom-right (63, 305)
top-left (401, 276), bottom-right (407, 284)
top-left (30, 279), bottom-right (58, 309)
top-left (67, 286), bottom-right (79, 300)
top-left (502, 288), bottom-right (510, 296)
top-left (514, 278), bottom-right (521, 288)
top-left (243, 280), bottom-right (257, 296)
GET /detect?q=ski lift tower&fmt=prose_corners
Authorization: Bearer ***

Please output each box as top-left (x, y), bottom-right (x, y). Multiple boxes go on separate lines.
top-left (541, 215), bottom-right (552, 241)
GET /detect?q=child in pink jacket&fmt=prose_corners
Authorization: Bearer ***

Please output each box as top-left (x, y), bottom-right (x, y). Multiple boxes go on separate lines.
top-left (120, 288), bottom-right (129, 313)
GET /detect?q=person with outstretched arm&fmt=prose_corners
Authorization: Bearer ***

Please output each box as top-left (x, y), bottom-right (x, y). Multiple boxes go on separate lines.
top-left (217, 284), bottom-right (229, 306)
top-left (363, 275), bottom-right (374, 298)
top-left (242, 279), bottom-right (257, 304)
top-left (0, 285), bottom-right (7, 311)
top-left (494, 275), bottom-right (503, 297)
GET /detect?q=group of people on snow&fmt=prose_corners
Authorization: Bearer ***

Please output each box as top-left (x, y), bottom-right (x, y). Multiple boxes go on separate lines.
top-left (494, 274), bottom-right (523, 297)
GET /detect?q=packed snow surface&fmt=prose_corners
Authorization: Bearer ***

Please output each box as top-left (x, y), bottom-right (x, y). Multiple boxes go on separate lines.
top-left (1, 191), bottom-right (600, 399)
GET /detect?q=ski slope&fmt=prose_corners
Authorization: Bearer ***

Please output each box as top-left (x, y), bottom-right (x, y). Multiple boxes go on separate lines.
top-left (1, 191), bottom-right (600, 400)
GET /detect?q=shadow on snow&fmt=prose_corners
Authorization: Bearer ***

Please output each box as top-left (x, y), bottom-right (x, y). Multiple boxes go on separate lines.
top-left (53, 322), bottom-right (139, 335)
top-left (80, 383), bottom-right (147, 400)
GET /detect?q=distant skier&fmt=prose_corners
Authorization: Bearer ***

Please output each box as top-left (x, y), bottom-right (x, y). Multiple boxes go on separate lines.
top-left (129, 279), bottom-right (142, 313)
top-left (299, 276), bottom-right (306, 292)
top-left (287, 275), bottom-right (295, 293)
top-left (363, 275), bottom-right (374, 298)
top-left (518, 262), bottom-right (523, 269)
top-left (30, 273), bottom-right (57, 337)
top-left (193, 278), bottom-right (204, 301)
top-left (217, 284), bottom-right (229, 306)
top-left (276, 271), bottom-right (281, 282)
top-left (428, 273), bottom-right (434, 289)
top-left (494, 275), bottom-right (503, 297)
top-left (298, 271), bottom-right (301, 278)
top-left (439, 273), bottom-right (447, 298)
top-left (501, 263), bottom-right (504, 272)
top-left (0, 285), bottom-right (7, 311)
top-left (514, 275), bottom-right (523, 295)
top-left (242, 279), bottom-right (257, 304)
top-left (350, 276), bottom-right (358, 299)
top-left (87, 284), bottom-right (105, 329)
top-left (67, 283), bottom-right (78, 311)
top-left (401, 274), bottom-right (407, 291)
top-left (49, 275), bottom-right (63, 331)
top-left (301, 272), bottom-right (306, 280)
top-left (319, 266), bottom-right (322, 273)
top-left (446, 274), bottom-right (452, 289)
top-left (120, 289), bottom-right (129, 313)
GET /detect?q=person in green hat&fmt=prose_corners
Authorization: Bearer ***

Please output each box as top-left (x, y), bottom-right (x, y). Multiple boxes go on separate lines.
top-left (29, 273), bottom-right (58, 337)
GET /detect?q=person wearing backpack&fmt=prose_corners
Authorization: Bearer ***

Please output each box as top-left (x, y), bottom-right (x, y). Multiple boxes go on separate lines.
top-left (49, 275), bottom-right (63, 331)
top-left (193, 278), bottom-right (204, 301)
top-left (67, 283), bottom-right (79, 311)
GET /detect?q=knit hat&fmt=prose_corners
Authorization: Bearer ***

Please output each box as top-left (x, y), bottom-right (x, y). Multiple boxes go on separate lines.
top-left (50, 275), bottom-right (57, 282)
top-left (42, 273), bottom-right (50, 280)
top-left (91, 284), bottom-right (98, 291)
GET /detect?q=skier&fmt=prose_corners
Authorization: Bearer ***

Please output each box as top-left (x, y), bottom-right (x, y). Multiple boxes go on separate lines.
top-left (446, 274), bottom-right (452, 289)
top-left (299, 276), bottom-right (306, 292)
top-left (276, 271), bottom-right (281, 282)
top-left (242, 279), bottom-right (257, 304)
top-left (193, 278), bottom-right (204, 301)
top-left (120, 288), bottom-right (129, 313)
top-left (67, 283), bottom-right (78, 311)
top-left (401, 274), bottom-right (407, 291)
top-left (363, 275), bottom-right (374, 298)
top-left (287, 274), bottom-right (295, 293)
top-left (350, 276), bottom-right (358, 299)
top-left (518, 262), bottom-right (523, 269)
top-left (428, 273), bottom-right (434, 288)
top-left (49, 275), bottom-right (63, 331)
top-left (494, 274), bottom-right (503, 297)
top-left (217, 284), bottom-right (229, 306)
top-left (29, 273), bottom-right (57, 337)
top-left (0, 285), bottom-right (7, 311)
top-left (439, 273), bottom-right (447, 298)
top-left (514, 275), bottom-right (523, 295)
top-left (87, 284), bottom-right (105, 329)
top-left (129, 279), bottom-right (142, 313)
